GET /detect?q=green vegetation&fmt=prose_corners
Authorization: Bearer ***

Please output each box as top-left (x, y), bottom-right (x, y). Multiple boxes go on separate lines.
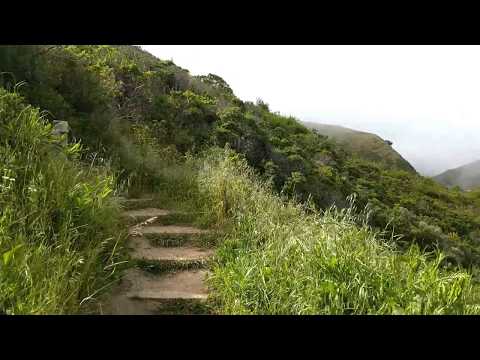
top-left (344, 157), bottom-right (480, 266)
top-left (164, 148), bottom-right (480, 314)
top-left (433, 160), bottom-right (480, 190)
top-left (0, 89), bottom-right (125, 314)
top-left (303, 122), bottom-right (416, 173)
top-left (1, 45), bottom-right (480, 314)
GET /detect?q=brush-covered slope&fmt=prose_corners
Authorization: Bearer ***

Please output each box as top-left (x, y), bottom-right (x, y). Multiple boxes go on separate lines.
top-left (2, 45), bottom-right (480, 267)
top-left (303, 122), bottom-right (416, 173)
top-left (197, 149), bottom-right (479, 314)
top-left (433, 160), bottom-right (480, 190)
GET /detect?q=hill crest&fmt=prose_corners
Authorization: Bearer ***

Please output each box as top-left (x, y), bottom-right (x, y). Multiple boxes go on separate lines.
top-left (433, 159), bottom-right (480, 190)
top-left (302, 121), bottom-right (416, 173)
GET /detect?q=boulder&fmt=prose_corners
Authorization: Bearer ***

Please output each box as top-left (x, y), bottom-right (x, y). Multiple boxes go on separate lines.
top-left (52, 120), bottom-right (69, 135)
top-left (52, 121), bottom-right (69, 145)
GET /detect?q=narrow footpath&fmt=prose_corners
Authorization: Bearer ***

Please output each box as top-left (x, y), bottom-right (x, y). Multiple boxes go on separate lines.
top-left (106, 197), bottom-right (214, 315)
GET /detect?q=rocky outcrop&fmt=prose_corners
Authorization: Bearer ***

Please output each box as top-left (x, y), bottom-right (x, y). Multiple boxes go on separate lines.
top-left (52, 120), bottom-right (69, 145)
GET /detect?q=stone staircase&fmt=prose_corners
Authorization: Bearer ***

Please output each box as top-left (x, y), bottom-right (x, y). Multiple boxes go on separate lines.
top-left (106, 197), bottom-right (214, 315)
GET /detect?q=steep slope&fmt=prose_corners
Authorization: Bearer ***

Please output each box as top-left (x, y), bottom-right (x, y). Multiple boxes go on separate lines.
top-left (2, 45), bottom-right (480, 268)
top-left (4, 45), bottom-right (480, 314)
top-left (433, 160), bottom-right (480, 190)
top-left (303, 122), bottom-right (416, 173)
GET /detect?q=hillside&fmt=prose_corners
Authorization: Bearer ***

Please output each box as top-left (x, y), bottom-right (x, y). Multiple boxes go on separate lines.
top-left (1, 45), bottom-right (480, 260)
top-left (303, 122), bottom-right (416, 173)
top-left (2, 45), bottom-right (480, 314)
top-left (433, 160), bottom-right (480, 190)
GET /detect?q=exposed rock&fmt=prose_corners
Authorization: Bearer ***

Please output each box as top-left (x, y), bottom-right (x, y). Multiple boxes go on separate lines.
top-left (52, 120), bottom-right (69, 145)
top-left (52, 120), bottom-right (69, 135)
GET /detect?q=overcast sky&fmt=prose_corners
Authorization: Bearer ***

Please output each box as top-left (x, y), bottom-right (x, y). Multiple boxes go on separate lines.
top-left (141, 45), bottom-right (480, 176)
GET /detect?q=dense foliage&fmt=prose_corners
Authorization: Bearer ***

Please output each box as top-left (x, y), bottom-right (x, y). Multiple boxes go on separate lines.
top-left (344, 158), bottom-right (480, 265)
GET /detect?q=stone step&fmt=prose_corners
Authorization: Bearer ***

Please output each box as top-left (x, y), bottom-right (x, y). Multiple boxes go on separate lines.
top-left (139, 225), bottom-right (209, 236)
top-left (126, 269), bottom-right (208, 301)
top-left (130, 225), bottom-right (210, 246)
top-left (119, 197), bottom-right (156, 210)
top-left (122, 208), bottom-right (193, 226)
top-left (106, 269), bottom-right (210, 315)
top-left (130, 236), bottom-right (214, 272)
top-left (122, 208), bottom-right (171, 225)
top-left (131, 238), bottom-right (214, 262)
top-left (127, 269), bottom-right (209, 300)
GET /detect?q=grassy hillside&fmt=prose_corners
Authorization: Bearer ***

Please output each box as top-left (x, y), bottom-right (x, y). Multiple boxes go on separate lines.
top-left (303, 122), bottom-right (416, 173)
top-left (1, 45), bottom-right (480, 264)
top-left (2, 45), bottom-right (480, 313)
top-left (433, 160), bottom-right (480, 190)
top-left (194, 149), bottom-right (480, 314)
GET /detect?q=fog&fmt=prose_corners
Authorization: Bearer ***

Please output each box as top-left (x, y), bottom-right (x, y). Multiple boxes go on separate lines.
top-left (141, 45), bottom-right (480, 176)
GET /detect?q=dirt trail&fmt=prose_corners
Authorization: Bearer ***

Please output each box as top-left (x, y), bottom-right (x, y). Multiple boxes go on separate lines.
top-left (104, 198), bottom-right (213, 315)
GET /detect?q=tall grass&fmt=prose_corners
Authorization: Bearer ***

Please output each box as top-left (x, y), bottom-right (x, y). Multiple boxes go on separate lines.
top-left (0, 89), bottom-right (126, 314)
top-left (191, 148), bottom-right (480, 314)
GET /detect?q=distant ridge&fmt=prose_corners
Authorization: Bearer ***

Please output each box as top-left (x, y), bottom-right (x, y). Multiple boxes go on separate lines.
top-left (303, 122), bottom-right (416, 173)
top-left (433, 159), bottom-right (480, 190)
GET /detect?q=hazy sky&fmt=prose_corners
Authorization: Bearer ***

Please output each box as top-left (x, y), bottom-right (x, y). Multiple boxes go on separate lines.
top-left (141, 45), bottom-right (480, 176)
